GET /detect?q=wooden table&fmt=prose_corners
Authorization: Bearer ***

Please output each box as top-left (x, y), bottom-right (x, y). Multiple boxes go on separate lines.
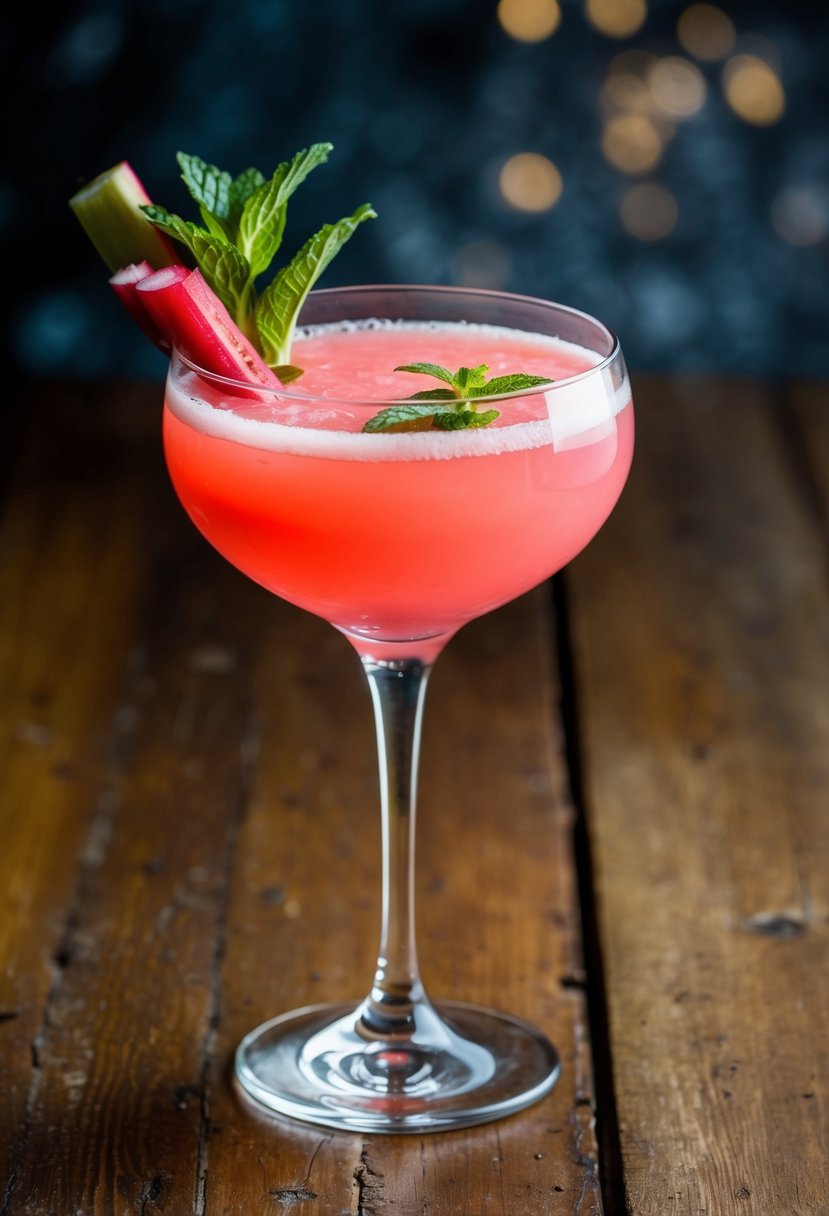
top-left (1, 376), bottom-right (827, 1215)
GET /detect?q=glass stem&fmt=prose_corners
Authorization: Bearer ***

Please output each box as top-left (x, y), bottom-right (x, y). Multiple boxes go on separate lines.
top-left (359, 656), bottom-right (431, 1038)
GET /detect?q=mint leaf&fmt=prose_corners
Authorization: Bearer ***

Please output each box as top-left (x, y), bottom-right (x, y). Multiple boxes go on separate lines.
top-left (238, 143), bottom-right (333, 278)
top-left (140, 202), bottom-right (197, 250)
top-left (198, 209), bottom-right (231, 241)
top-left (406, 388), bottom-right (458, 401)
top-left (139, 144), bottom-right (376, 366)
top-left (362, 403), bottom-right (455, 433)
top-left (363, 403), bottom-right (500, 433)
top-left (468, 372), bottom-right (554, 397)
top-left (196, 240), bottom-right (253, 321)
top-left (433, 408), bottom-right (500, 430)
top-left (177, 153), bottom-right (233, 222)
top-left (272, 364), bottom-right (305, 384)
top-left (394, 362), bottom-right (457, 386)
top-left (141, 204), bottom-right (252, 327)
top-left (228, 167), bottom-right (265, 230)
top-left (364, 361), bottom-right (553, 433)
top-left (453, 365), bottom-right (489, 394)
top-left (255, 202), bottom-right (377, 365)
top-left (176, 153), bottom-right (237, 241)
top-left (468, 408), bottom-right (500, 426)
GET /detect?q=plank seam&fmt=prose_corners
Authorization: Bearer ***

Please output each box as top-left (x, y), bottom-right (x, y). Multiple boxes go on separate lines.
top-left (193, 693), bottom-right (260, 1216)
top-left (551, 573), bottom-right (629, 1216)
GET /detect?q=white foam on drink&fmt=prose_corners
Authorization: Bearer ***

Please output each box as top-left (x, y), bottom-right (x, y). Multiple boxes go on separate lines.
top-left (166, 320), bottom-right (630, 461)
top-left (296, 317), bottom-right (590, 344)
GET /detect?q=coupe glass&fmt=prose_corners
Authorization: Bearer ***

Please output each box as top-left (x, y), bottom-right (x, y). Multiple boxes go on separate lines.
top-left (162, 285), bottom-right (633, 1133)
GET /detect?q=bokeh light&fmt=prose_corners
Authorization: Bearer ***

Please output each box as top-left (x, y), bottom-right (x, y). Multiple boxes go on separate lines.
top-left (586, 0), bottom-right (647, 40)
top-left (677, 4), bottom-right (736, 61)
top-left (602, 51), bottom-right (657, 113)
top-left (771, 187), bottom-right (828, 247)
top-left (619, 182), bottom-right (679, 240)
top-left (601, 114), bottom-right (663, 174)
top-left (13, 0), bottom-right (826, 382)
top-left (648, 56), bottom-right (706, 119)
top-left (723, 54), bottom-right (785, 125)
top-left (50, 12), bottom-right (123, 84)
top-left (499, 153), bottom-right (563, 211)
top-left (497, 0), bottom-right (561, 42)
top-left (13, 292), bottom-right (95, 372)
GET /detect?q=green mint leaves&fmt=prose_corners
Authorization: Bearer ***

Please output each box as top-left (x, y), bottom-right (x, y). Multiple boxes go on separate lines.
top-left (140, 146), bottom-right (375, 370)
top-left (362, 363), bottom-right (555, 433)
top-left (255, 204), bottom-right (377, 367)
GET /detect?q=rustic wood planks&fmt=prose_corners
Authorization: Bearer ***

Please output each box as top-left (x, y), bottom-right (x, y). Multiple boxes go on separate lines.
top-left (1, 385), bottom-right (600, 1214)
top-left (4, 375), bottom-right (826, 1214)
top-left (567, 376), bottom-right (829, 1214)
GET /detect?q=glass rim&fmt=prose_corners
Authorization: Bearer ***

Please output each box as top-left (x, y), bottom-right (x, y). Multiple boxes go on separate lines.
top-left (173, 284), bottom-right (622, 408)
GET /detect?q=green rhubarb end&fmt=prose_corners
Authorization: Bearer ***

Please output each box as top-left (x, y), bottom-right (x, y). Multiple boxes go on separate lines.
top-left (70, 162), bottom-right (176, 274)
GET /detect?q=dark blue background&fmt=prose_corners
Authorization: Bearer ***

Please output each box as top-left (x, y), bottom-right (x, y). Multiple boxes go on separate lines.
top-left (4, 0), bottom-right (826, 382)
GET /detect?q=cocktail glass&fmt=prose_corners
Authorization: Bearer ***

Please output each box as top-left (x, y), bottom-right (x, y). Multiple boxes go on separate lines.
top-left (162, 285), bottom-right (633, 1133)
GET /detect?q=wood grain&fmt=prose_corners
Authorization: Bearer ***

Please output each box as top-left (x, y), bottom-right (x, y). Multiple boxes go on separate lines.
top-left (1, 385), bottom-right (273, 1214)
top-left (0, 385), bottom-right (153, 1198)
top-left (567, 376), bottom-right (829, 1214)
top-left (1, 384), bottom-right (600, 1214)
top-left (201, 590), bottom-right (601, 1215)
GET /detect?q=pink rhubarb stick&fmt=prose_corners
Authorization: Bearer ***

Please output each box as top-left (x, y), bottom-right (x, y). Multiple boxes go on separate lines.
top-left (109, 261), bottom-right (170, 351)
top-left (137, 267), bottom-right (280, 387)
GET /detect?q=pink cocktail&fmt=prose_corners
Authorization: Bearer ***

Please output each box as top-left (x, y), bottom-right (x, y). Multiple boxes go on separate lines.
top-left (165, 304), bottom-right (632, 660)
top-left (162, 286), bottom-right (633, 1132)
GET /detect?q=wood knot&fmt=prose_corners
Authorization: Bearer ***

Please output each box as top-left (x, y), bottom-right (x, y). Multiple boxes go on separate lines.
top-left (741, 912), bottom-right (807, 938)
top-left (137, 1172), bottom-right (169, 1208)
top-left (270, 1187), bottom-right (318, 1207)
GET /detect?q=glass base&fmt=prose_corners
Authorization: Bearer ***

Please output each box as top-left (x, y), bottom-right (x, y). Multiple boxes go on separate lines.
top-left (234, 999), bottom-right (561, 1133)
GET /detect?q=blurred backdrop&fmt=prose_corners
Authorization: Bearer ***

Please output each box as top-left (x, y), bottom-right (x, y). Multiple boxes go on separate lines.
top-left (3, 0), bottom-right (827, 382)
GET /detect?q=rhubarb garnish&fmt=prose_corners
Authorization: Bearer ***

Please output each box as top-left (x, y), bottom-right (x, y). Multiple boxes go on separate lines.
top-left (109, 262), bottom-right (169, 351)
top-left (137, 267), bottom-right (280, 386)
top-left (70, 147), bottom-right (376, 382)
top-left (70, 162), bottom-right (177, 273)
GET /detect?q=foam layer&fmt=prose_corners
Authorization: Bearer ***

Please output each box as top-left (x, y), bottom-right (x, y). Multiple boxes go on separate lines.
top-left (166, 320), bottom-right (630, 461)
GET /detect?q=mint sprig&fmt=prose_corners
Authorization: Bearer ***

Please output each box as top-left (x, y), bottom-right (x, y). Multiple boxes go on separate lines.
top-left (255, 203), bottom-right (377, 366)
top-left (362, 363), bottom-right (554, 433)
top-left (139, 146), bottom-right (375, 372)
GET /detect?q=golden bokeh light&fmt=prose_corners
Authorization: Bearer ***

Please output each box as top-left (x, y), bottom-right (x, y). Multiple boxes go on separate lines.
top-left (603, 51), bottom-right (657, 113)
top-left (677, 4), bottom-right (736, 61)
top-left (601, 113), bottom-right (663, 174)
top-left (771, 188), bottom-right (828, 247)
top-left (619, 181), bottom-right (679, 240)
top-left (602, 71), bottom-right (652, 113)
top-left (499, 153), bottom-right (563, 211)
top-left (497, 0), bottom-right (561, 42)
top-left (452, 240), bottom-right (513, 289)
top-left (586, 0), bottom-right (647, 40)
top-left (723, 54), bottom-right (785, 125)
top-left (648, 56), bottom-right (706, 119)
